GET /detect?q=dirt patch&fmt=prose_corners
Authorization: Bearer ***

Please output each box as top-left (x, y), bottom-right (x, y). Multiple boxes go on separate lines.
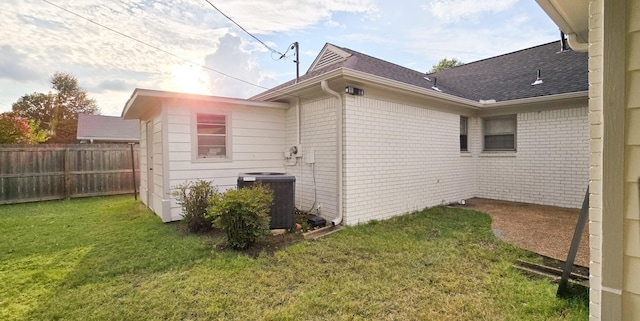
top-left (463, 198), bottom-right (589, 268)
top-left (172, 213), bottom-right (319, 258)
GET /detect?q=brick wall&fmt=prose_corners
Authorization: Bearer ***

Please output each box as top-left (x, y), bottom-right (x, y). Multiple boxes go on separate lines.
top-left (285, 97), bottom-right (338, 221)
top-left (588, 0), bottom-right (604, 318)
top-left (342, 95), bottom-right (476, 224)
top-left (474, 107), bottom-right (589, 208)
top-left (285, 94), bottom-right (588, 225)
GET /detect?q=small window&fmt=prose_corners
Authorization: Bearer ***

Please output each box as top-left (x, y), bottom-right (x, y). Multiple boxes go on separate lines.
top-left (460, 117), bottom-right (468, 151)
top-left (483, 115), bottom-right (516, 151)
top-left (196, 113), bottom-right (228, 159)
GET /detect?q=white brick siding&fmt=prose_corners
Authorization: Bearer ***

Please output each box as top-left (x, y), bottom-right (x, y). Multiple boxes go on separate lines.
top-left (284, 93), bottom-right (589, 225)
top-left (475, 107), bottom-right (589, 208)
top-left (285, 97), bottom-right (338, 221)
top-left (342, 95), bottom-right (475, 225)
top-left (588, 0), bottom-right (604, 318)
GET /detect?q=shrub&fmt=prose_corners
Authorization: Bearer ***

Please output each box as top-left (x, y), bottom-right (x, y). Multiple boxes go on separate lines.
top-left (207, 184), bottom-right (273, 249)
top-left (173, 180), bottom-right (217, 233)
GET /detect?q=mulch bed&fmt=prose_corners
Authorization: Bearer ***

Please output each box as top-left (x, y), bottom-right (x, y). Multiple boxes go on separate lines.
top-left (462, 198), bottom-right (589, 268)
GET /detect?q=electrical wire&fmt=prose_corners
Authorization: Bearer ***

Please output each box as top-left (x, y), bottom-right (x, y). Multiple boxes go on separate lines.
top-left (41, 0), bottom-right (304, 100)
top-left (271, 42), bottom-right (297, 61)
top-left (203, 0), bottom-right (285, 58)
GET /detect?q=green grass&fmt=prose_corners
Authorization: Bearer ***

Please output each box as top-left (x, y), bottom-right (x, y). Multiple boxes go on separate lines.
top-left (0, 196), bottom-right (588, 320)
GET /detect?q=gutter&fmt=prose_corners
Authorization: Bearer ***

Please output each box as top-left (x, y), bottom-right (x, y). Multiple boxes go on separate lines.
top-left (320, 80), bottom-right (343, 226)
top-left (566, 33), bottom-right (588, 52)
top-left (478, 91), bottom-right (588, 109)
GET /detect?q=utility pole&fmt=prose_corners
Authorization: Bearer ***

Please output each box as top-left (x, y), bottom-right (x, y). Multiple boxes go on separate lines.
top-left (293, 42), bottom-right (299, 83)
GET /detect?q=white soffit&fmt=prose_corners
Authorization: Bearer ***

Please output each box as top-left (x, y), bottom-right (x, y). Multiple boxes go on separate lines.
top-left (536, 0), bottom-right (589, 43)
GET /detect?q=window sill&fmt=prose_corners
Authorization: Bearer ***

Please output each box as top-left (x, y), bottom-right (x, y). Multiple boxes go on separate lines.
top-left (192, 157), bottom-right (233, 163)
top-left (479, 151), bottom-right (517, 157)
top-left (460, 151), bottom-right (472, 157)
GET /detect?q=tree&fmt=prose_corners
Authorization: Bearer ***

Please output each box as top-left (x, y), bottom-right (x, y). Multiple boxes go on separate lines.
top-left (0, 112), bottom-right (48, 144)
top-left (430, 58), bottom-right (464, 72)
top-left (12, 72), bottom-right (99, 143)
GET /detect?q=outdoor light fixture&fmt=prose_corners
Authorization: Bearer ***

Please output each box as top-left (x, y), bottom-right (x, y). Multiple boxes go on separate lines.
top-left (345, 86), bottom-right (364, 96)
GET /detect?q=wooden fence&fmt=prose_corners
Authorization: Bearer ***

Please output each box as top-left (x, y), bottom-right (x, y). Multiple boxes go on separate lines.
top-left (0, 144), bottom-right (139, 205)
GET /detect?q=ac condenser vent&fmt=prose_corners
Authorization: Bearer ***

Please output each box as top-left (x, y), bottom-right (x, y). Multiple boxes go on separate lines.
top-left (237, 173), bottom-right (295, 229)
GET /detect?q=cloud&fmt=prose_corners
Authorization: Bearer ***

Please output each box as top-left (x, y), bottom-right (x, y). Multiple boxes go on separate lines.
top-left (0, 45), bottom-right (43, 82)
top-left (96, 79), bottom-right (134, 92)
top-left (0, 0), bottom-right (379, 114)
top-left (210, 0), bottom-right (379, 34)
top-left (202, 34), bottom-right (277, 98)
top-left (403, 13), bottom-right (557, 71)
top-left (424, 0), bottom-right (518, 22)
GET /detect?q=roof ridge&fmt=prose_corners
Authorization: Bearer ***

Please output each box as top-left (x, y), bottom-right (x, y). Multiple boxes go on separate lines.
top-left (428, 40), bottom-right (563, 74)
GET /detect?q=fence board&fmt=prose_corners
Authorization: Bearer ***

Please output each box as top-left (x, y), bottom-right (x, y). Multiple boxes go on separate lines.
top-left (0, 144), bottom-right (140, 205)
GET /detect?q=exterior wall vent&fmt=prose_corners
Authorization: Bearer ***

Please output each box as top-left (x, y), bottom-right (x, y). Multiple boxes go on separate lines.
top-left (314, 51), bottom-right (345, 70)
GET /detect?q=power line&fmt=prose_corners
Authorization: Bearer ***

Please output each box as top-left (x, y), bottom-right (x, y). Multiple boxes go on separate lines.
top-left (41, 0), bottom-right (301, 100)
top-left (203, 0), bottom-right (285, 57)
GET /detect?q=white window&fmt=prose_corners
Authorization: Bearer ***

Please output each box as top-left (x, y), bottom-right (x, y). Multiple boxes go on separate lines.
top-left (483, 115), bottom-right (516, 151)
top-left (195, 113), bottom-right (229, 159)
top-left (460, 117), bottom-right (468, 151)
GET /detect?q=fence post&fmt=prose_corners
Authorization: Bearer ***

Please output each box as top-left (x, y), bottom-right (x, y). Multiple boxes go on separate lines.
top-left (130, 143), bottom-right (137, 200)
top-left (64, 147), bottom-right (71, 200)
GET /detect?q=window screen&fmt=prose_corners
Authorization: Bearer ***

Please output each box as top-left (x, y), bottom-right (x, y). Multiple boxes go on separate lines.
top-left (460, 117), bottom-right (468, 151)
top-left (196, 113), bottom-right (227, 158)
top-left (483, 116), bottom-right (516, 151)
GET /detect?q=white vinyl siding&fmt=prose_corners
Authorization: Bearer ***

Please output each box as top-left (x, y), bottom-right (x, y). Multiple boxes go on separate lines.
top-left (483, 115), bottom-right (516, 151)
top-left (165, 101), bottom-right (287, 221)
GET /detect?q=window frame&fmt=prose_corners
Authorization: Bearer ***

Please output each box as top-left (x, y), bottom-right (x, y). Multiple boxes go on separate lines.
top-left (482, 115), bottom-right (517, 152)
top-left (191, 112), bottom-right (232, 162)
top-left (460, 116), bottom-right (468, 152)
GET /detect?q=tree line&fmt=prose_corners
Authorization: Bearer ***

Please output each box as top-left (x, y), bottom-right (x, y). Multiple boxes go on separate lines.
top-left (1, 72), bottom-right (99, 144)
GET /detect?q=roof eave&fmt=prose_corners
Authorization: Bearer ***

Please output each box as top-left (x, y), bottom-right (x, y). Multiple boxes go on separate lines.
top-left (252, 68), bottom-right (480, 109)
top-left (122, 88), bottom-right (289, 120)
top-left (477, 91), bottom-right (588, 116)
top-left (536, 0), bottom-right (589, 51)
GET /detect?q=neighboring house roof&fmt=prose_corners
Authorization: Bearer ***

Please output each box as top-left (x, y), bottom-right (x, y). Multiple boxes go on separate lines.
top-left (253, 40), bottom-right (588, 104)
top-left (76, 114), bottom-right (140, 142)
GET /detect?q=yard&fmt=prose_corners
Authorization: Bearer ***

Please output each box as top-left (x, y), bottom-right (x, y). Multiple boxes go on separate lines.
top-left (0, 196), bottom-right (587, 320)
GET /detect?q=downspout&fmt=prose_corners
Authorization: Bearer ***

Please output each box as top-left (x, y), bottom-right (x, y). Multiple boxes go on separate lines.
top-left (320, 80), bottom-right (343, 226)
top-left (296, 98), bottom-right (301, 144)
top-left (566, 33), bottom-right (588, 52)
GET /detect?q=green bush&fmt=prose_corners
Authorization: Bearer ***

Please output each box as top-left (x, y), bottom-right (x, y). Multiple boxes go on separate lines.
top-left (207, 184), bottom-right (273, 249)
top-left (173, 180), bottom-right (217, 233)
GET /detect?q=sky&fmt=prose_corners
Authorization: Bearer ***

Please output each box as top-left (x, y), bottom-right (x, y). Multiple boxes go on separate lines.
top-left (0, 0), bottom-right (561, 116)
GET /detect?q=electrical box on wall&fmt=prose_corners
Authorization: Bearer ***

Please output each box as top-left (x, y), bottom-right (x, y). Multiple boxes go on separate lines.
top-left (305, 149), bottom-right (315, 164)
top-left (291, 144), bottom-right (303, 158)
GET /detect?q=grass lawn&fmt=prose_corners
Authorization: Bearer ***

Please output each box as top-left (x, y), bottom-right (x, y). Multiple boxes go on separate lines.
top-left (0, 196), bottom-right (588, 320)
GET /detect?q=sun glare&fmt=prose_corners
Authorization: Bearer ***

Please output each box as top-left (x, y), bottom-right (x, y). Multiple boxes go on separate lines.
top-left (170, 64), bottom-right (210, 94)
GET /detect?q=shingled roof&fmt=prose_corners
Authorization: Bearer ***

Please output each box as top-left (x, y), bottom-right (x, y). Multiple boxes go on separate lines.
top-left (254, 40), bottom-right (588, 103)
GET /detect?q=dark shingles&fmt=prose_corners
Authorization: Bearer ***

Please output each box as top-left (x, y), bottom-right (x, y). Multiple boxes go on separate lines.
top-left (424, 42), bottom-right (588, 101)
top-left (254, 41), bottom-right (587, 102)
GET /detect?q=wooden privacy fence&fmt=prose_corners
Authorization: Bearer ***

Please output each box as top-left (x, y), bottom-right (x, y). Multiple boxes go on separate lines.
top-left (0, 144), bottom-right (140, 205)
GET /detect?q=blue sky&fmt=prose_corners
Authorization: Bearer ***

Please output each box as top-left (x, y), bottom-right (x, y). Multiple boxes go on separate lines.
top-left (0, 0), bottom-right (560, 116)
